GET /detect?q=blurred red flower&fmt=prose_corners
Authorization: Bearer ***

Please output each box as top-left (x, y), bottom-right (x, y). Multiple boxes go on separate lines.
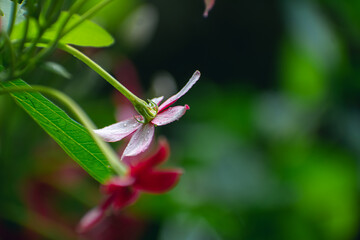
top-left (78, 138), bottom-right (182, 233)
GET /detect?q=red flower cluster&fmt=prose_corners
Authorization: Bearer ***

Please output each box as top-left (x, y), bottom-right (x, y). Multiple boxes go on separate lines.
top-left (78, 139), bottom-right (182, 233)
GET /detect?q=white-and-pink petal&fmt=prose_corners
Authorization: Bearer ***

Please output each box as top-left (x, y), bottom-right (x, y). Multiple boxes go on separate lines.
top-left (122, 123), bottom-right (155, 158)
top-left (158, 71), bottom-right (200, 112)
top-left (151, 96), bottom-right (164, 105)
top-left (151, 105), bottom-right (190, 126)
top-left (94, 117), bottom-right (142, 142)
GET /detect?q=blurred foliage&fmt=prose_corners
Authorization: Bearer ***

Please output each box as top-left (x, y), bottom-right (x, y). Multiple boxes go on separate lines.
top-left (1, 0), bottom-right (360, 239)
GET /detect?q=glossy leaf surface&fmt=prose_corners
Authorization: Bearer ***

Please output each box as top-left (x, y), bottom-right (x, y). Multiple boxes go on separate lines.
top-left (11, 12), bottom-right (114, 47)
top-left (0, 79), bottom-right (114, 183)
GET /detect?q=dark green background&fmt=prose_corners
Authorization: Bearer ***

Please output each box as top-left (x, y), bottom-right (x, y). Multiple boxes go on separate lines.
top-left (1, 0), bottom-right (360, 239)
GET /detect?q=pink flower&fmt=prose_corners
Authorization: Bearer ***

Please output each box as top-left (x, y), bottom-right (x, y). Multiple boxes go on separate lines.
top-left (77, 139), bottom-right (182, 233)
top-left (203, 0), bottom-right (215, 17)
top-left (95, 70), bottom-right (200, 159)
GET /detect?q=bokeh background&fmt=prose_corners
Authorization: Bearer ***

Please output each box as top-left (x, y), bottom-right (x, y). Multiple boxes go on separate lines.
top-left (1, 0), bottom-right (360, 239)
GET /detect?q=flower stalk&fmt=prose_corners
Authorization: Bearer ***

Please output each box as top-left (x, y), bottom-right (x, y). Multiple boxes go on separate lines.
top-left (60, 44), bottom-right (156, 122)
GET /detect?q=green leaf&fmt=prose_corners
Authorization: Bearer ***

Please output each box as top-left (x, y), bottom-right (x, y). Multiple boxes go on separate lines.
top-left (56, 12), bottom-right (115, 47)
top-left (11, 11), bottom-right (114, 47)
top-left (0, 79), bottom-right (114, 183)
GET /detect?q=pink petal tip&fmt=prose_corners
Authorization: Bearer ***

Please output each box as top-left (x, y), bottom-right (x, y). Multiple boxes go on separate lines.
top-left (158, 71), bottom-right (200, 112)
top-left (77, 207), bottom-right (105, 233)
top-left (151, 106), bottom-right (189, 126)
top-left (203, 0), bottom-right (215, 17)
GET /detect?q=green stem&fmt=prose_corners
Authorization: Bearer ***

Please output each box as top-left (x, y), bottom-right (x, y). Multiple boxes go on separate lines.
top-left (18, 22), bottom-right (45, 65)
top-left (0, 85), bottom-right (128, 175)
top-left (7, 0), bottom-right (18, 36)
top-left (60, 44), bottom-right (156, 121)
top-left (14, 0), bottom-right (117, 79)
top-left (15, 0), bottom-right (86, 77)
top-left (2, 33), bottom-right (16, 79)
top-left (17, 3), bottom-right (30, 55)
top-left (61, 45), bottom-right (140, 103)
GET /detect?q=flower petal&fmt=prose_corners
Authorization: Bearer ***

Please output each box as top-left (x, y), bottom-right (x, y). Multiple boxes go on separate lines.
top-left (94, 117), bottom-right (142, 142)
top-left (130, 138), bottom-right (170, 176)
top-left (115, 104), bottom-right (137, 122)
top-left (77, 207), bottom-right (106, 233)
top-left (203, 0), bottom-right (215, 17)
top-left (151, 96), bottom-right (164, 105)
top-left (158, 71), bottom-right (200, 112)
top-left (151, 105), bottom-right (190, 126)
top-left (122, 123), bottom-right (155, 158)
top-left (103, 177), bottom-right (135, 194)
top-left (112, 188), bottom-right (139, 209)
top-left (134, 169), bottom-right (183, 193)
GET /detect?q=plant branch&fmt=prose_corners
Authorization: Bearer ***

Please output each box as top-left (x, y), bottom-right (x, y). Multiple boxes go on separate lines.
top-left (2, 32), bottom-right (16, 79)
top-left (7, 0), bottom-right (18, 36)
top-left (15, 0), bottom-right (86, 77)
top-left (17, 4), bottom-right (30, 55)
top-left (59, 44), bottom-right (155, 121)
